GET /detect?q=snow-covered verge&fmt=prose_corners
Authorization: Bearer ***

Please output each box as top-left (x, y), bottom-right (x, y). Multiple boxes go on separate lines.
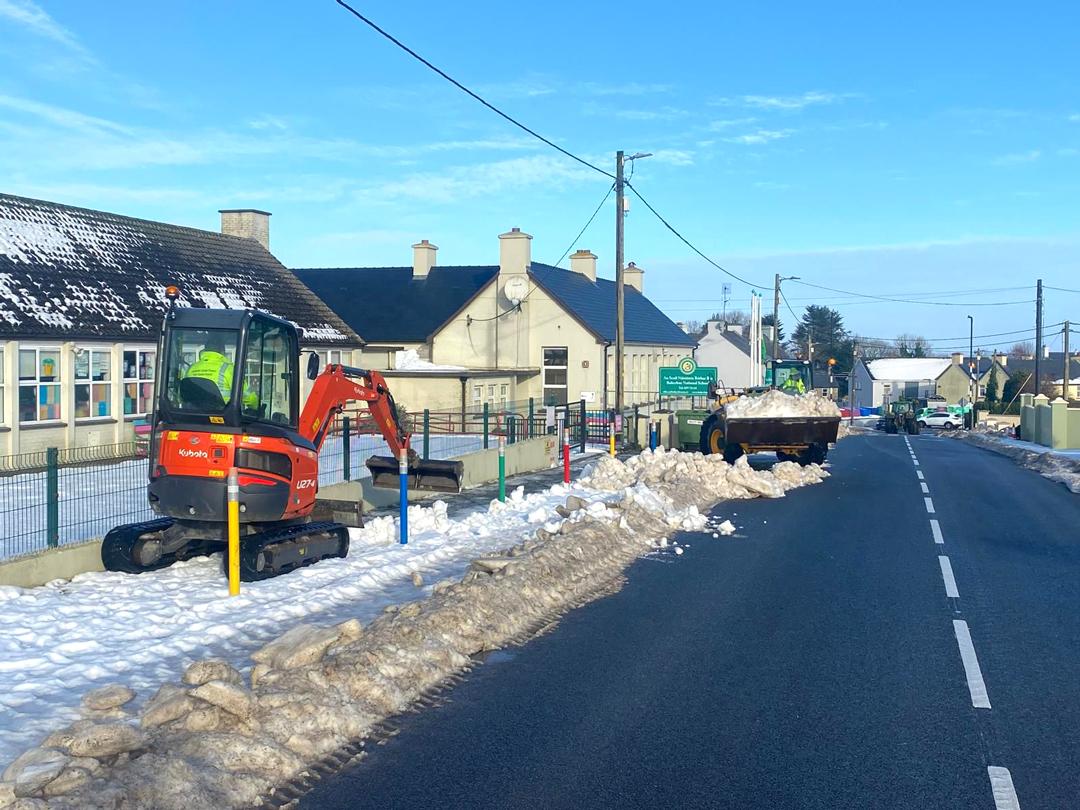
top-left (725, 390), bottom-right (842, 419)
top-left (0, 449), bottom-right (828, 809)
top-left (950, 431), bottom-right (1080, 493)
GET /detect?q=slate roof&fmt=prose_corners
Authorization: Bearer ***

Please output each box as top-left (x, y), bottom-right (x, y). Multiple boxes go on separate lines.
top-left (528, 263), bottom-right (694, 346)
top-left (0, 193), bottom-right (359, 345)
top-left (294, 262), bottom-right (694, 348)
top-left (1004, 356), bottom-right (1080, 382)
top-left (294, 265), bottom-right (497, 343)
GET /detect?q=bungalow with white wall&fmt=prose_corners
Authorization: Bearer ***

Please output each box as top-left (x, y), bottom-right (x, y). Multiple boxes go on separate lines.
top-left (295, 229), bottom-right (695, 414)
top-left (0, 194), bottom-right (361, 457)
top-left (852, 353), bottom-right (1009, 409)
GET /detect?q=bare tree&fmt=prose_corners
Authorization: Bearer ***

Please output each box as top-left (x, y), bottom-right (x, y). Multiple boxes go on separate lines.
top-left (894, 333), bottom-right (932, 357)
top-left (853, 337), bottom-right (890, 360)
top-left (683, 319), bottom-right (704, 335)
top-left (1009, 341), bottom-right (1034, 358)
top-left (704, 309), bottom-right (750, 326)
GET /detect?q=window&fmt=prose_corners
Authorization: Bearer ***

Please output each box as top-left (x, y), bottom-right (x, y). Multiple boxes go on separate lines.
top-left (542, 347), bottom-right (568, 406)
top-left (472, 385), bottom-right (482, 407)
top-left (499, 383), bottom-right (508, 409)
top-left (75, 348), bottom-right (111, 418)
top-left (123, 349), bottom-right (156, 416)
top-left (319, 349), bottom-right (344, 369)
top-left (163, 328), bottom-right (239, 414)
top-left (241, 318), bottom-right (297, 426)
top-left (18, 347), bottom-right (61, 422)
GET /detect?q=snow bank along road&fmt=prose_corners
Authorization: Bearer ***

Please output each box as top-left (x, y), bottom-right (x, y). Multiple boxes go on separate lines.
top-left (0, 449), bottom-right (828, 808)
top-left (303, 432), bottom-right (1080, 810)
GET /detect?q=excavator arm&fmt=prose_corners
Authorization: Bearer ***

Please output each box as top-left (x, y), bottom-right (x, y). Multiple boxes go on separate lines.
top-left (299, 364), bottom-right (462, 492)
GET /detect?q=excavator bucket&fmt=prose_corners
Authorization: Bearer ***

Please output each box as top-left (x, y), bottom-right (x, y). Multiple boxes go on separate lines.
top-left (366, 456), bottom-right (465, 493)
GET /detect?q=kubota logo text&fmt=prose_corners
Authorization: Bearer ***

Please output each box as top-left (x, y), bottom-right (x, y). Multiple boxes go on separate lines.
top-left (178, 448), bottom-right (209, 459)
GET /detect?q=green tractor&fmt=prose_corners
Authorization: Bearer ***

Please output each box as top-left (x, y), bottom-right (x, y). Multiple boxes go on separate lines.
top-left (882, 400), bottom-right (920, 435)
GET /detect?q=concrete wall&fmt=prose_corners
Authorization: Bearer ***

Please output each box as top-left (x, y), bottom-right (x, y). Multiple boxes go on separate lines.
top-left (0, 540), bottom-right (104, 588)
top-left (1020, 393), bottom-right (1080, 449)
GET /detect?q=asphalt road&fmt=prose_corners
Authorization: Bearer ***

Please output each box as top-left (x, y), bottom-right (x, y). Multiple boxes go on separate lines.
top-left (301, 434), bottom-right (1080, 809)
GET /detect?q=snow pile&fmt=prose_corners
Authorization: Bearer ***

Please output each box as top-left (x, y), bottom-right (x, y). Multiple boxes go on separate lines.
top-left (2, 449), bottom-right (828, 808)
top-left (724, 390), bottom-right (841, 419)
top-left (393, 349), bottom-right (465, 372)
top-left (951, 432), bottom-right (1080, 493)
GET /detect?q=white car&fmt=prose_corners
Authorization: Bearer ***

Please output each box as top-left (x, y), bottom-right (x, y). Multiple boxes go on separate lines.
top-left (918, 411), bottom-right (961, 430)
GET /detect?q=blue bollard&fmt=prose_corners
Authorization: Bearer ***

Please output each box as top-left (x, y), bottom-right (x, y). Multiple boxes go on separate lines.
top-left (399, 449), bottom-right (408, 544)
top-left (649, 422), bottom-right (657, 450)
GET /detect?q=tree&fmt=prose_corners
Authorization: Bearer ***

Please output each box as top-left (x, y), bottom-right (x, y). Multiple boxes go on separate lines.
top-left (1001, 369), bottom-right (1033, 408)
top-left (1010, 342), bottom-right (1034, 358)
top-left (761, 314), bottom-right (784, 343)
top-left (853, 337), bottom-right (890, 360)
top-left (790, 305), bottom-right (848, 363)
top-left (895, 333), bottom-right (932, 358)
top-left (986, 363), bottom-right (1000, 411)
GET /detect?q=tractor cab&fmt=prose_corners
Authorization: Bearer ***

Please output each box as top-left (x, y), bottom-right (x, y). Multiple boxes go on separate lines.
top-left (771, 360), bottom-right (813, 394)
top-left (157, 308), bottom-right (300, 434)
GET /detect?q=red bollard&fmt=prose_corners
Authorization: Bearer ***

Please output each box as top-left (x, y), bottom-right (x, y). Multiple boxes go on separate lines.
top-left (563, 427), bottom-right (571, 484)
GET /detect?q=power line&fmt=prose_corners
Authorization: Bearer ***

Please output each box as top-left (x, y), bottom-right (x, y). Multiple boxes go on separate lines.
top-left (623, 181), bottom-right (768, 289)
top-left (1045, 285), bottom-right (1080, 294)
top-left (789, 279), bottom-right (1034, 307)
top-left (778, 287), bottom-right (800, 321)
top-left (334, 1), bottom-right (613, 180)
top-left (551, 181), bottom-right (616, 268)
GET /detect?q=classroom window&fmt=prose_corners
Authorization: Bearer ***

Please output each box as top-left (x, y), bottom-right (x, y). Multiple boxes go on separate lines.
top-left (18, 347), bottom-right (61, 422)
top-left (123, 348), bottom-right (156, 416)
top-left (75, 348), bottom-right (111, 419)
top-left (542, 347), bottom-right (568, 406)
top-left (472, 385), bottom-right (482, 407)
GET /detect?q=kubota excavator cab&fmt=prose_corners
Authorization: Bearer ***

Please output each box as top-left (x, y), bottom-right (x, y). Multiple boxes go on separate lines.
top-left (148, 306), bottom-right (312, 525)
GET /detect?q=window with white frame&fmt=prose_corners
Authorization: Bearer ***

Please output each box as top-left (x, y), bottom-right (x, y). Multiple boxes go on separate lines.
top-left (472, 385), bottom-right (482, 408)
top-left (499, 383), bottom-right (508, 408)
top-left (542, 347), bottom-right (568, 406)
top-left (18, 347), bottom-right (62, 422)
top-left (319, 349), bottom-right (344, 369)
top-left (75, 348), bottom-right (111, 418)
top-left (123, 349), bottom-right (156, 416)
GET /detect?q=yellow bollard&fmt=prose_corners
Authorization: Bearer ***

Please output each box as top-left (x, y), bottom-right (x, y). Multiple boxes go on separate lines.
top-left (609, 413), bottom-right (617, 456)
top-left (227, 467), bottom-right (240, 596)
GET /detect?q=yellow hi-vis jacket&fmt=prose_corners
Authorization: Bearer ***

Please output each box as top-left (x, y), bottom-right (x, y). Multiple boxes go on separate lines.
top-left (185, 351), bottom-right (258, 409)
top-left (782, 377), bottom-right (806, 394)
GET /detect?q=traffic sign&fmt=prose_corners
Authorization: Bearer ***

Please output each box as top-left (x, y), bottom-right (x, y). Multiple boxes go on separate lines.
top-left (659, 357), bottom-right (717, 396)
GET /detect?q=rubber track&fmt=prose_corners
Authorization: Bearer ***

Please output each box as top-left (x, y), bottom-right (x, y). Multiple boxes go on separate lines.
top-left (224, 521), bottom-right (350, 582)
top-left (100, 517), bottom-right (177, 574)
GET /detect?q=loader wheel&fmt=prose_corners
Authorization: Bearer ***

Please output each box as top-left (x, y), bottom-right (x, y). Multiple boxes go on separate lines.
top-left (797, 443), bottom-right (827, 466)
top-left (699, 413), bottom-right (725, 456)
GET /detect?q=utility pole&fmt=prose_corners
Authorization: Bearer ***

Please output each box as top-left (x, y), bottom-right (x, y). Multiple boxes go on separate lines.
top-left (1065, 320), bottom-right (1071, 400)
top-left (772, 273), bottom-right (781, 364)
top-left (614, 150), bottom-right (625, 415)
top-left (1035, 279), bottom-right (1043, 397)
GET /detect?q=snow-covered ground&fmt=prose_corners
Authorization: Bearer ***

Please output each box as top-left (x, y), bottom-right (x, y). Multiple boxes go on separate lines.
top-left (0, 433), bottom-right (484, 561)
top-left (0, 449), bottom-right (827, 776)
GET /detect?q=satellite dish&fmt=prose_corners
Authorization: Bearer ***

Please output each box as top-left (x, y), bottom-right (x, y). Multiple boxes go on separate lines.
top-left (502, 276), bottom-right (528, 306)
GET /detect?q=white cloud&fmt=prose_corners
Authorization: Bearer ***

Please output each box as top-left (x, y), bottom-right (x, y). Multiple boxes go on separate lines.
top-left (647, 149), bottom-right (695, 166)
top-left (0, 94), bottom-right (133, 135)
top-left (712, 91), bottom-right (853, 111)
top-left (992, 149), bottom-right (1041, 166)
top-left (724, 129), bottom-right (795, 145)
top-left (612, 106), bottom-right (688, 121)
top-left (1069, 113), bottom-right (1080, 122)
top-left (578, 81), bottom-right (673, 96)
top-left (0, 0), bottom-right (91, 57)
top-left (708, 117), bottom-right (757, 131)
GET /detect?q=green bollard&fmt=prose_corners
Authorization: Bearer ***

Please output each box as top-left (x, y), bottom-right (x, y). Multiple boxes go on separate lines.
top-left (423, 409), bottom-right (430, 459)
top-left (528, 397), bottom-right (535, 438)
top-left (498, 436), bottom-right (506, 502)
top-left (342, 416), bottom-right (351, 481)
top-left (483, 402), bottom-right (489, 449)
top-left (46, 447), bottom-right (59, 548)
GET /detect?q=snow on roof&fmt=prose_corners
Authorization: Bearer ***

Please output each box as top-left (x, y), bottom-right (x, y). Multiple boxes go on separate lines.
top-left (865, 357), bottom-right (953, 381)
top-left (0, 193), bottom-right (360, 345)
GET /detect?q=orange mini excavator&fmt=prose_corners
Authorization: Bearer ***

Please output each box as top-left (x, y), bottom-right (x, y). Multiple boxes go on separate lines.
top-left (101, 290), bottom-right (462, 581)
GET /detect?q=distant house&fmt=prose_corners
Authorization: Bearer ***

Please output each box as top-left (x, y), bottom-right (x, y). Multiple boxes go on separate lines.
top-left (692, 320), bottom-right (777, 390)
top-left (296, 231), bottom-right (695, 413)
top-left (852, 353), bottom-right (1009, 409)
top-left (0, 194), bottom-right (360, 456)
top-left (995, 352), bottom-right (1080, 399)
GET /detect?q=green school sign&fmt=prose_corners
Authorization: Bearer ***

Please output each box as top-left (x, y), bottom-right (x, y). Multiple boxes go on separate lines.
top-left (658, 357), bottom-right (716, 396)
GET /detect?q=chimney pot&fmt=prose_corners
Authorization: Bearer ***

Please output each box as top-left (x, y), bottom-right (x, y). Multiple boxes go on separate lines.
top-left (951, 352), bottom-right (964, 365)
top-left (219, 209), bottom-right (271, 250)
top-left (623, 261), bottom-right (644, 293)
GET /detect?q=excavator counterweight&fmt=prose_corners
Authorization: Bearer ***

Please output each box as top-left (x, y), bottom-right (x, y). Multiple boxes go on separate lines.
top-left (100, 302), bottom-right (463, 582)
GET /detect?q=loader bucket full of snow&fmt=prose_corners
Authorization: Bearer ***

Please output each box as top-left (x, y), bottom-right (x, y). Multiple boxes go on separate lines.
top-left (366, 455), bottom-right (465, 493)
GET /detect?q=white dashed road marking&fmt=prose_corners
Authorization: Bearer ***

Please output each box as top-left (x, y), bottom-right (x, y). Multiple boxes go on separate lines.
top-left (930, 519), bottom-right (944, 545)
top-left (938, 555), bottom-right (960, 598)
top-left (953, 620), bottom-right (991, 709)
top-left (924, 497), bottom-right (935, 514)
top-left (987, 766), bottom-right (1021, 810)
top-left (916, 470), bottom-right (924, 480)
top-left (920, 482), bottom-right (930, 494)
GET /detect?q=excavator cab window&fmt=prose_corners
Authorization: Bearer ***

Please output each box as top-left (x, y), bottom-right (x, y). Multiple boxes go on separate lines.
top-left (163, 327), bottom-right (241, 414)
top-left (241, 317), bottom-right (298, 427)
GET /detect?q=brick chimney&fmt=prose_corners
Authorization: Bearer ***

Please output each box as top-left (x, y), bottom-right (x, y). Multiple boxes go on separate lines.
top-left (412, 239), bottom-right (437, 279)
top-left (624, 261), bottom-right (644, 293)
top-left (219, 209), bottom-right (271, 250)
top-left (569, 249), bottom-right (597, 282)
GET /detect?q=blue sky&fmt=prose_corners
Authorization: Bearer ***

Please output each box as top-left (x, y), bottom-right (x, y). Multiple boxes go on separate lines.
top-left (1, 0), bottom-right (1078, 353)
